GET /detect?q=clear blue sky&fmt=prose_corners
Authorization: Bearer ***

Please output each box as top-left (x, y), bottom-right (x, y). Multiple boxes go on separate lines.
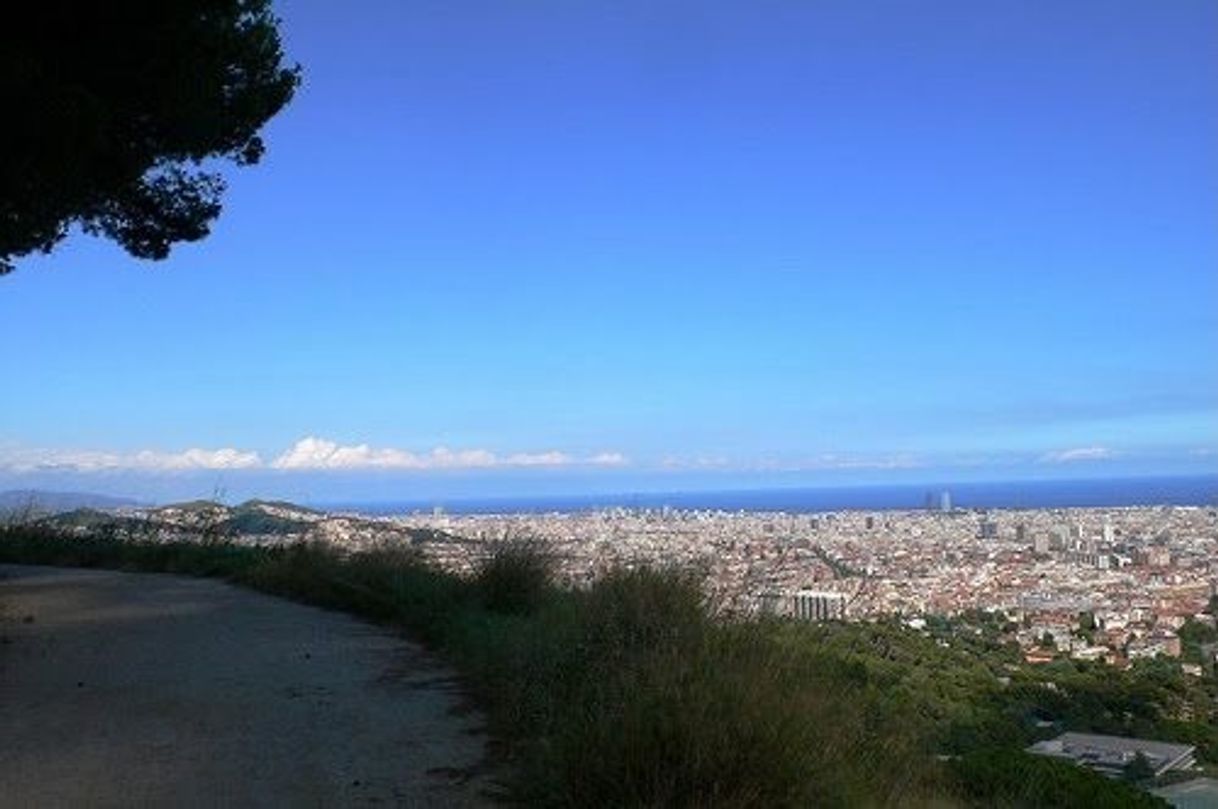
top-left (2, 0), bottom-right (1216, 502)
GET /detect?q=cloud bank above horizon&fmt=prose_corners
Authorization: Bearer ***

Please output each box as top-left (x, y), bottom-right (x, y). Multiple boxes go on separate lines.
top-left (0, 437), bottom-right (629, 474)
top-left (269, 437), bottom-right (627, 471)
top-left (1, 438), bottom-right (1211, 479)
top-left (1038, 446), bottom-right (1120, 464)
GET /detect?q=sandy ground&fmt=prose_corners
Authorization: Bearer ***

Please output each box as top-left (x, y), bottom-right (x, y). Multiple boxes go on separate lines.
top-left (0, 564), bottom-right (503, 808)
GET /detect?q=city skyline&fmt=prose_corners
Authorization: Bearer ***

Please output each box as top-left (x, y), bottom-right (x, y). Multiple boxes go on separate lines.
top-left (2, 0), bottom-right (1215, 499)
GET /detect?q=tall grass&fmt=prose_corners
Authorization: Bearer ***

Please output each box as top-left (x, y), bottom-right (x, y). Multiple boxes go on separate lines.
top-left (474, 537), bottom-right (554, 615)
top-left (446, 564), bottom-right (945, 806)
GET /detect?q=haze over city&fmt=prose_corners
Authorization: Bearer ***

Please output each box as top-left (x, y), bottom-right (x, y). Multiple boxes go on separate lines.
top-left (2, 0), bottom-right (1215, 503)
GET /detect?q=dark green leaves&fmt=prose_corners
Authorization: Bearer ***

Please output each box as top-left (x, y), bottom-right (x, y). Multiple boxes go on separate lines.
top-left (0, 0), bottom-right (300, 274)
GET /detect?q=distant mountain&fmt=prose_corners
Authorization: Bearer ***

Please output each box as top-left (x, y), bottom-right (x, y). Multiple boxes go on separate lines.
top-left (221, 503), bottom-right (314, 536)
top-left (239, 499), bottom-right (324, 516)
top-left (144, 498), bottom-right (322, 536)
top-left (0, 489), bottom-right (144, 515)
top-left (150, 499), bottom-right (227, 515)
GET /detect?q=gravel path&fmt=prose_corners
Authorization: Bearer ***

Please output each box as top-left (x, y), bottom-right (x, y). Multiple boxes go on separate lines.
top-left (0, 564), bottom-right (502, 808)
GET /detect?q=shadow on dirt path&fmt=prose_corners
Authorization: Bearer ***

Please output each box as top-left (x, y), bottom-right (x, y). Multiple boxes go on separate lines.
top-left (0, 564), bottom-right (504, 807)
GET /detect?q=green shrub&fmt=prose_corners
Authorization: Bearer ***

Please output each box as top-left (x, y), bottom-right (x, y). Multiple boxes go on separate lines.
top-left (542, 624), bottom-right (934, 807)
top-left (490, 568), bottom-right (942, 807)
top-left (577, 566), bottom-right (707, 660)
top-left (474, 538), bottom-right (554, 615)
top-left (948, 749), bottom-right (1169, 808)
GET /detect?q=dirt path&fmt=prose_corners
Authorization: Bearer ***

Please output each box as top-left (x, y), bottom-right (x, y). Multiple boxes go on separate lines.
top-left (0, 564), bottom-right (502, 808)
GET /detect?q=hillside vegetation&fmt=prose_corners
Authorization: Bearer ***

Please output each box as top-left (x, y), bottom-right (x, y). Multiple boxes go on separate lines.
top-left (0, 522), bottom-right (1190, 807)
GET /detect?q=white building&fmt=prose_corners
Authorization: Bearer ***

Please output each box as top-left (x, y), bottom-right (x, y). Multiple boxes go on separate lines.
top-left (1028, 732), bottom-right (1196, 778)
top-left (757, 589), bottom-right (846, 621)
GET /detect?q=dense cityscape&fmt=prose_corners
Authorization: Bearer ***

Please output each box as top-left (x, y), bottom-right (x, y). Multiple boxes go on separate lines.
top-left (125, 495), bottom-right (1218, 671)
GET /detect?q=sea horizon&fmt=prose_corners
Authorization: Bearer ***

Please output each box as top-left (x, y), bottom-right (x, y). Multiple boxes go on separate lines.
top-left (321, 472), bottom-right (1218, 516)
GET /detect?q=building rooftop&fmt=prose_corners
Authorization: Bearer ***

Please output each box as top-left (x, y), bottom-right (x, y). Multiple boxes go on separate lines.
top-left (1028, 732), bottom-right (1196, 777)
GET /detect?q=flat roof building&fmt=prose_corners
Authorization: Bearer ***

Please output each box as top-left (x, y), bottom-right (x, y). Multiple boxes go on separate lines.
top-left (1027, 732), bottom-right (1196, 778)
top-left (756, 589), bottom-right (846, 621)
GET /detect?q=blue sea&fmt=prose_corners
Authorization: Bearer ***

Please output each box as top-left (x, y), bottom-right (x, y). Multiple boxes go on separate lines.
top-left (329, 474), bottom-right (1218, 516)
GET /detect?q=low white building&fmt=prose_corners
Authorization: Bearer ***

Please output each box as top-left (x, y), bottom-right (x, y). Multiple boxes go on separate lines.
top-left (757, 589), bottom-right (846, 621)
top-left (1028, 732), bottom-right (1196, 778)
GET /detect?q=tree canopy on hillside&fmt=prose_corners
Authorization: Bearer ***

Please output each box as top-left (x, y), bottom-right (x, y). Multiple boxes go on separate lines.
top-left (0, 0), bottom-right (300, 274)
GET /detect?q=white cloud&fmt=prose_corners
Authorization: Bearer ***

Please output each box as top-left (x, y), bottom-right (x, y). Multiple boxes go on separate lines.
top-left (0, 446), bottom-right (262, 473)
top-left (1038, 446), bottom-right (1118, 464)
top-left (660, 455), bottom-right (729, 470)
top-left (272, 437), bottom-right (423, 470)
top-left (803, 453), bottom-right (922, 471)
top-left (270, 437), bottom-right (628, 471)
top-left (588, 452), bottom-right (628, 467)
top-left (659, 453), bottom-right (920, 472)
top-left (427, 447), bottom-right (500, 469)
top-left (504, 451), bottom-right (572, 467)
top-left (0, 436), bottom-right (628, 475)
top-left (131, 448), bottom-right (263, 470)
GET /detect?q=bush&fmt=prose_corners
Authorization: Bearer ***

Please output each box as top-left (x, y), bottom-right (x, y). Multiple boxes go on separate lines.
top-left (491, 568), bottom-right (941, 807)
top-left (577, 566), bottom-right (708, 660)
top-left (543, 624), bottom-right (933, 807)
top-left (948, 749), bottom-right (1169, 808)
top-left (474, 538), bottom-right (554, 615)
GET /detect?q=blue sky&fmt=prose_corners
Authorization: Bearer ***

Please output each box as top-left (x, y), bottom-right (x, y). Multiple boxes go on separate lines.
top-left (2, 0), bottom-right (1216, 502)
